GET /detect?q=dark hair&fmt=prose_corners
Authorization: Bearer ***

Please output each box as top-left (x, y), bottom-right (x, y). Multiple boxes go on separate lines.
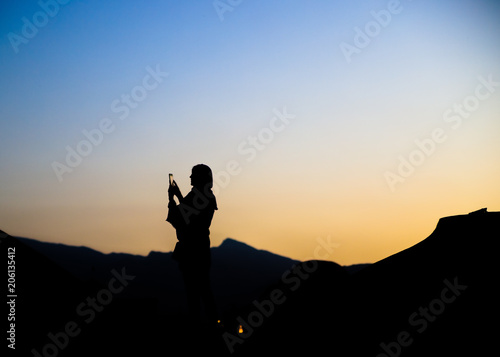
top-left (191, 164), bottom-right (213, 189)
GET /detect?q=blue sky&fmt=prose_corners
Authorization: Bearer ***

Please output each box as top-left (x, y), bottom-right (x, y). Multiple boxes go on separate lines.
top-left (1, 0), bottom-right (499, 264)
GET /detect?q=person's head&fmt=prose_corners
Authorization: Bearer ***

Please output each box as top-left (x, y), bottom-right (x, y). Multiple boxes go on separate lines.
top-left (190, 164), bottom-right (213, 190)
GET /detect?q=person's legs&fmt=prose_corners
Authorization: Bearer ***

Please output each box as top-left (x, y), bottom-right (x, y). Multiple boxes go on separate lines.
top-left (180, 266), bottom-right (201, 321)
top-left (200, 270), bottom-right (217, 324)
top-left (180, 251), bottom-right (217, 325)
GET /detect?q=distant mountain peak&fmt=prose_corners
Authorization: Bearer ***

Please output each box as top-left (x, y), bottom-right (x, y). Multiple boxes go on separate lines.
top-left (217, 237), bottom-right (253, 249)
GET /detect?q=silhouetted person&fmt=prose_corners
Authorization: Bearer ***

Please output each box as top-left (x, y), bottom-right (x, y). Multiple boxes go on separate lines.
top-left (167, 164), bottom-right (218, 325)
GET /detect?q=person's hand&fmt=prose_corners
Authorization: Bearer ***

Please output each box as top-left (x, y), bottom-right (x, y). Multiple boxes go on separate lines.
top-left (168, 182), bottom-right (182, 201)
top-left (168, 185), bottom-right (175, 201)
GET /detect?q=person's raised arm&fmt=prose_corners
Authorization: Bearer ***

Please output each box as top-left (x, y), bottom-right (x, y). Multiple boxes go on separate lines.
top-left (168, 181), bottom-right (183, 205)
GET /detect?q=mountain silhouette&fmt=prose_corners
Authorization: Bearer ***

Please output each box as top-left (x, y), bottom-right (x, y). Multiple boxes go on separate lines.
top-left (2, 208), bottom-right (497, 356)
top-left (1, 233), bottom-right (109, 356)
top-left (233, 208), bottom-right (499, 356)
top-left (5, 233), bottom-right (301, 356)
top-left (14, 236), bottom-right (301, 314)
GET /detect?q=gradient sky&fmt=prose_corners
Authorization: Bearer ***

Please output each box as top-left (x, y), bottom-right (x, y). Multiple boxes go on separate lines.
top-left (1, 0), bottom-right (499, 265)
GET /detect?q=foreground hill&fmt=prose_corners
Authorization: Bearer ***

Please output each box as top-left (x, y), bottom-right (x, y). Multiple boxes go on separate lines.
top-left (234, 208), bottom-right (499, 356)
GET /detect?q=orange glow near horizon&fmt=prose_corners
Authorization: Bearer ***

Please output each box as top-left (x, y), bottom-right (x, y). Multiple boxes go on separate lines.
top-left (2, 161), bottom-right (499, 265)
